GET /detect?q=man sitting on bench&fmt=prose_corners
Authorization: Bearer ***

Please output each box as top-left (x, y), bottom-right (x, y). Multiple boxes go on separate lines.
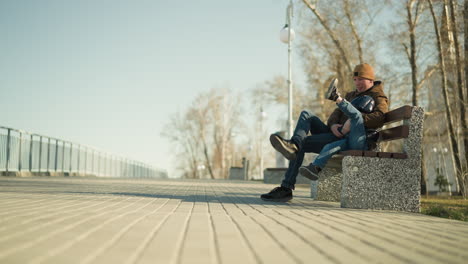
top-left (261, 63), bottom-right (389, 202)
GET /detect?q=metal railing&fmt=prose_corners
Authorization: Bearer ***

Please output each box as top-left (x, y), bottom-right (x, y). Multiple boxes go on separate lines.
top-left (0, 126), bottom-right (167, 178)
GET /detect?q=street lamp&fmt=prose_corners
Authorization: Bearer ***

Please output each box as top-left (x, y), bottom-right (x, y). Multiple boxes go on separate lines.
top-left (280, 0), bottom-right (295, 138)
top-left (197, 164), bottom-right (206, 178)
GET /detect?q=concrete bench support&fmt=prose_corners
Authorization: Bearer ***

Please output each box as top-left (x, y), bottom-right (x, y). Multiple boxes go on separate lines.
top-left (313, 157), bottom-right (342, 202)
top-left (340, 107), bottom-right (424, 212)
top-left (340, 157), bottom-right (421, 212)
top-left (311, 106), bottom-right (424, 212)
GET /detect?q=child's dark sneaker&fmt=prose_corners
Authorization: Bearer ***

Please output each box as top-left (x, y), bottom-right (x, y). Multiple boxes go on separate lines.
top-left (325, 78), bottom-right (340, 101)
top-left (299, 164), bottom-right (322, 181)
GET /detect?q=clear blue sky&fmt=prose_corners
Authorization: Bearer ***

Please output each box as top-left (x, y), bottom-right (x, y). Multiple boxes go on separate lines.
top-left (1, 0), bottom-right (310, 176)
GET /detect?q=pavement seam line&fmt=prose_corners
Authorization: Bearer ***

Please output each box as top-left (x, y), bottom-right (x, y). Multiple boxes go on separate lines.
top-left (0, 195), bottom-right (101, 232)
top-left (29, 197), bottom-right (149, 264)
top-left (0, 195), bottom-right (120, 243)
top-left (80, 198), bottom-right (171, 264)
top-left (0, 196), bottom-right (134, 260)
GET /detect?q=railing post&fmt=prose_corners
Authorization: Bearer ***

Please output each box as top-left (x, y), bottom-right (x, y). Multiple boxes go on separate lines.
top-left (104, 153), bottom-right (107, 176)
top-left (134, 162), bottom-right (137, 178)
top-left (18, 132), bottom-right (22, 172)
top-left (118, 158), bottom-right (122, 177)
top-left (62, 141), bottom-right (65, 172)
top-left (109, 156), bottom-right (113, 177)
top-left (91, 150), bottom-right (94, 174)
top-left (77, 145), bottom-right (80, 174)
top-left (54, 139), bottom-right (58, 172)
top-left (29, 134), bottom-right (33, 172)
top-left (116, 158), bottom-right (119, 177)
top-left (38, 136), bottom-right (42, 173)
top-left (84, 147), bottom-right (87, 175)
top-left (46, 138), bottom-right (50, 172)
top-left (97, 152), bottom-right (101, 176)
top-left (5, 128), bottom-right (11, 172)
top-left (126, 161), bottom-right (128, 177)
top-left (69, 143), bottom-right (73, 173)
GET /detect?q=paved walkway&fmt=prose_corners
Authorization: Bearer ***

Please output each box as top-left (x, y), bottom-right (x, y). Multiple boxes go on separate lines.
top-left (0, 176), bottom-right (467, 264)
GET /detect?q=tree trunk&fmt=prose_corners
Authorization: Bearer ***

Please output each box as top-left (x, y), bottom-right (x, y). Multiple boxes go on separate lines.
top-left (202, 138), bottom-right (215, 179)
top-left (406, 0), bottom-right (428, 194)
top-left (185, 137), bottom-right (199, 178)
top-left (449, 0), bottom-right (468, 172)
top-left (429, 0), bottom-right (465, 196)
top-left (465, 0), bottom-right (468, 106)
top-left (464, 0), bottom-right (468, 197)
top-left (407, 0), bottom-right (419, 106)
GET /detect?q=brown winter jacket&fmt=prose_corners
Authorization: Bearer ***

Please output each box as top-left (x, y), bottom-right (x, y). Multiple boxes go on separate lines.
top-left (327, 81), bottom-right (389, 129)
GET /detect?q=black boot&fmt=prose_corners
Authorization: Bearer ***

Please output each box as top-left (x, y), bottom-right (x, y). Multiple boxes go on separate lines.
top-left (260, 186), bottom-right (292, 202)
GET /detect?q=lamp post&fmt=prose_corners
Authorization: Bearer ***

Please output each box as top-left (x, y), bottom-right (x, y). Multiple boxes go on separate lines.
top-left (280, 0), bottom-right (295, 138)
top-left (197, 164), bottom-right (205, 179)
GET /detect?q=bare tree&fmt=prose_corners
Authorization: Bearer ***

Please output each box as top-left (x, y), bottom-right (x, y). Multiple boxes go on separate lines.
top-left (189, 96), bottom-right (216, 179)
top-left (402, 0), bottom-right (434, 194)
top-left (162, 112), bottom-right (201, 178)
top-left (298, 0), bottom-right (384, 119)
top-left (208, 88), bottom-right (244, 179)
top-left (302, 0), bottom-right (353, 73)
top-left (343, 0), bottom-right (364, 64)
top-left (163, 87), bottom-right (245, 179)
top-left (405, 0), bottom-right (425, 106)
top-left (464, 0), bottom-right (468, 198)
top-left (251, 76), bottom-right (311, 127)
top-left (448, 0), bottom-right (467, 171)
top-left (428, 0), bottom-right (466, 196)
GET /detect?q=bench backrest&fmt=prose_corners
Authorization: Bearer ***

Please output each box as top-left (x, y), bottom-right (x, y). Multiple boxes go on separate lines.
top-left (340, 105), bottom-right (424, 159)
top-left (379, 105), bottom-right (413, 142)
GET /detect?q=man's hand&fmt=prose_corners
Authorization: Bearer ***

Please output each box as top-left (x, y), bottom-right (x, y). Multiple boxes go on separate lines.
top-left (330, 124), bottom-right (344, 138)
top-left (341, 120), bottom-right (351, 135)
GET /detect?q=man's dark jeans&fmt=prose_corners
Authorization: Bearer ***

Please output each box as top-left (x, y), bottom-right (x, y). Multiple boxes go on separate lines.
top-left (281, 101), bottom-right (368, 190)
top-left (281, 111), bottom-right (340, 189)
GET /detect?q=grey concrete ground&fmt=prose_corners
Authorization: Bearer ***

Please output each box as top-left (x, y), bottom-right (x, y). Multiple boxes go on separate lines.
top-left (1, 177), bottom-right (467, 264)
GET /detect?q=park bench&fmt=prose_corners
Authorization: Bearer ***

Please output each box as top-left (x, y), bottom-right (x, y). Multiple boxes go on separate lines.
top-left (311, 105), bottom-right (424, 212)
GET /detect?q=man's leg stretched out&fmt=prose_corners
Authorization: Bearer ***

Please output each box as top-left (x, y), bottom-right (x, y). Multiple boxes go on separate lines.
top-left (261, 110), bottom-right (338, 202)
top-left (299, 81), bottom-right (368, 180)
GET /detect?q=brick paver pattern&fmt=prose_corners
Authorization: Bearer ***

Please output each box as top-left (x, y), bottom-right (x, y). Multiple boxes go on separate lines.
top-left (1, 177), bottom-right (467, 264)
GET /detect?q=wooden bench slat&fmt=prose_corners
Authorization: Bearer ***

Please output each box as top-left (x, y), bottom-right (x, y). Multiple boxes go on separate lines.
top-left (363, 151), bottom-right (378, 157)
top-left (334, 106), bottom-right (413, 161)
top-left (391, 152), bottom-right (408, 159)
top-left (377, 152), bottom-right (392, 158)
top-left (384, 105), bottom-right (412, 124)
top-left (339, 150), bottom-right (408, 159)
top-left (340, 150), bottom-right (364, 156)
top-left (379, 125), bottom-right (409, 142)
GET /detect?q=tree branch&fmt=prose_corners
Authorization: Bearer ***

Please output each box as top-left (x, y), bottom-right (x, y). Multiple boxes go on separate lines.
top-left (344, 0), bottom-right (363, 63)
top-left (416, 65), bottom-right (438, 91)
top-left (302, 0), bottom-right (353, 72)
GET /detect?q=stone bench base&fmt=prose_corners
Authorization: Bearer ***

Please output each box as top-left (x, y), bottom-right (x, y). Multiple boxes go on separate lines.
top-left (311, 156), bottom-right (342, 202)
top-left (341, 156), bottom-right (420, 212)
top-left (311, 156), bottom-right (421, 212)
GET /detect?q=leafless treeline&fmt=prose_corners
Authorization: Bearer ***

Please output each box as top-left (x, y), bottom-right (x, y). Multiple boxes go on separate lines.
top-left (163, 0), bottom-right (467, 196)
